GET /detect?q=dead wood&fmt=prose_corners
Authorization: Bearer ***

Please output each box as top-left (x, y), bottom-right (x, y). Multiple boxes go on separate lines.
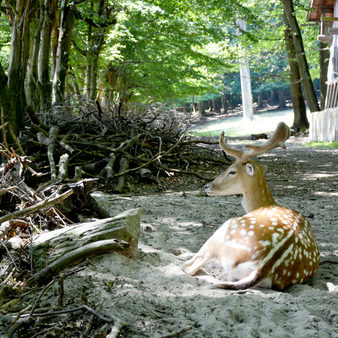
top-left (19, 100), bottom-right (229, 193)
top-left (0, 189), bottom-right (73, 232)
top-left (115, 157), bottom-right (129, 192)
top-left (33, 239), bottom-right (130, 285)
top-left (31, 208), bottom-right (141, 274)
top-left (57, 153), bottom-right (69, 179)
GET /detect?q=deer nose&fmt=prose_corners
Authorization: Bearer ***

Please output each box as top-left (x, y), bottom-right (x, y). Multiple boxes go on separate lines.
top-left (204, 183), bottom-right (213, 194)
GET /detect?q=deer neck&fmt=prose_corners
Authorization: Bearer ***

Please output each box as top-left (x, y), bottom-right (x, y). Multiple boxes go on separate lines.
top-left (241, 175), bottom-right (276, 213)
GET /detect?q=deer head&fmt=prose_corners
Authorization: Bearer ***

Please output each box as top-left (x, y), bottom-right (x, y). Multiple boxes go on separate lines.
top-left (204, 122), bottom-right (290, 212)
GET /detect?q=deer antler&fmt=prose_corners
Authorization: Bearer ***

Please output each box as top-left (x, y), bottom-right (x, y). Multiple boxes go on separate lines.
top-left (219, 122), bottom-right (290, 162)
top-left (219, 133), bottom-right (244, 160)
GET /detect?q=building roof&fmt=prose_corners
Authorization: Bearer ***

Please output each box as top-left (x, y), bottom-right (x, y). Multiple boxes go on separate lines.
top-left (308, 0), bottom-right (335, 22)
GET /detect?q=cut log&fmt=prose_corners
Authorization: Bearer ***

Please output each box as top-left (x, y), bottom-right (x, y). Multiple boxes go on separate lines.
top-left (32, 208), bottom-right (141, 273)
top-left (33, 239), bottom-right (130, 285)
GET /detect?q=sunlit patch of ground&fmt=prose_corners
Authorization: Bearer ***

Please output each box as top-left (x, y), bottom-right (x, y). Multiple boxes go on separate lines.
top-left (189, 109), bottom-right (296, 137)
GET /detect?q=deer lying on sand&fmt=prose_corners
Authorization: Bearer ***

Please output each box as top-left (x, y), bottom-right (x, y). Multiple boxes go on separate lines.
top-left (182, 122), bottom-right (320, 290)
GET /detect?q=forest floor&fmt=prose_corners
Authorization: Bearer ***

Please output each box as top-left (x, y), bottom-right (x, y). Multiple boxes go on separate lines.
top-left (16, 134), bottom-right (338, 337)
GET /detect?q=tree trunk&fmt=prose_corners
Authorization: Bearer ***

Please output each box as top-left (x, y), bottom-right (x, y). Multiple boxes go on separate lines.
top-left (278, 89), bottom-right (286, 109)
top-left (0, 62), bottom-right (10, 124)
top-left (6, 0), bottom-right (32, 134)
top-left (271, 89), bottom-right (279, 105)
top-left (284, 21), bottom-right (308, 131)
top-left (257, 93), bottom-right (264, 108)
top-left (281, 0), bottom-right (320, 112)
top-left (319, 41), bottom-right (329, 110)
top-left (52, 0), bottom-right (74, 104)
top-left (213, 97), bottom-right (221, 113)
top-left (198, 101), bottom-right (205, 115)
top-left (208, 99), bottom-right (213, 112)
top-left (84, 0), bottom-right (107, 100)
top-left (38, 0), bottom-right (57, 109)
top-left (238, 19), bottom-right (254, 121)
top-left (222, 94), bottom-right (228, 113)
top-left (25, 4), bottom-right (42, 110)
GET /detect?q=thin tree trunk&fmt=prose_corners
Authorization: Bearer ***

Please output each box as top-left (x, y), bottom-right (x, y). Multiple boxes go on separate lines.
top-left (257, 93), bottom-right (264, 108)
top-left (52, 0), bottom-right (74, 104)
top-left (38, 0), bottom-right (57, 109)
top-left (271, 90), bottom-right (279, 105)
top-left (319, 41), bottom-right (329, 110)
top-left (198, 101), bottom-right (205, 116)
top-left (222, 94), bottom-right (228, 113)
top-left (281, 0), bottom-right (320, 112)
top-left (238, 19), bottom-right (254, 120)
top-left (278, 89), bottom-right (286, 109)
top-left (25, 3), bottom-right (42, 110)
top-left (213, 97), bottom-right (221, 113)
top-left (284, 20), bottom-right (308, 131)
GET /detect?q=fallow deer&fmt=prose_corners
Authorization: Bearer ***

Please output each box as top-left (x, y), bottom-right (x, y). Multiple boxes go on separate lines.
top-left (182, 122), bottom-right (320, 290)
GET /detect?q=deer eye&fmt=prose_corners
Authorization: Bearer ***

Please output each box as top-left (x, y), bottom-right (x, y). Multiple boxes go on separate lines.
top-left (228, 170), bottom-right (236, 176)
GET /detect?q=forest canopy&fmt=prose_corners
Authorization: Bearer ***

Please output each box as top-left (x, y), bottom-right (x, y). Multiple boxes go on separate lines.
top-left (0, 0), bottom-right (320, 132)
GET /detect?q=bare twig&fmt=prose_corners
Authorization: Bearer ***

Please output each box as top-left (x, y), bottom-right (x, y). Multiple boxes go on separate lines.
top-left (0, 189), bottom-right (73, 228)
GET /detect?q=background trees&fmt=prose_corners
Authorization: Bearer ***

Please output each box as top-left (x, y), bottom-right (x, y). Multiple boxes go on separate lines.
top-left (0, 0), bottom-right (321, 134)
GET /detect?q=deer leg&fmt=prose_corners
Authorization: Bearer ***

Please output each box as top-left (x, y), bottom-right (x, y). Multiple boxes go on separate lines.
top-left (182, 242), bottom-right (213, 275)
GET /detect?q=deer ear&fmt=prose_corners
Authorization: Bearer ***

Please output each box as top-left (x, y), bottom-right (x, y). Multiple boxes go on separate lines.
top-left (246, 163), bottom-right (254, 176)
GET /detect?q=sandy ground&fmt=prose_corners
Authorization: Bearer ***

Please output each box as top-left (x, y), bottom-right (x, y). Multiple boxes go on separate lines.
top-left (23, 137), bottom-right (338, 337)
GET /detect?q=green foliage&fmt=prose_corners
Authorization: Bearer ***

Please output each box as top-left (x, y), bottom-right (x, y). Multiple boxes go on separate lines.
top-left (307, 141), bottom-right (338, 148)
top-left (0, 18), bottom-right (11, 68)
top-left (100, 0), bottom-right (244, 103)
top-left (0, 0), bottom-right (321, 110)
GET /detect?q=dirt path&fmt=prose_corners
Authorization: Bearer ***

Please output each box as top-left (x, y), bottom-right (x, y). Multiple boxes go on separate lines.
top-left (23, 137), bottom-right (338, 337)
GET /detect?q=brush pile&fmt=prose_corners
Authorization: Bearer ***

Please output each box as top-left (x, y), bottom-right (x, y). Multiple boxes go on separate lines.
top-left (0, 99), bottom-right (227, 283)
top-left (23, 99), bottom-right (226, 193)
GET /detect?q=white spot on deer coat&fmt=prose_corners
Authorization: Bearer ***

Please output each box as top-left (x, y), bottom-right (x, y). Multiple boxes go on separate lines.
top-left (259, 240), bottom-right (271, 247)
top-left (240, 229), bottom-right (247, 236)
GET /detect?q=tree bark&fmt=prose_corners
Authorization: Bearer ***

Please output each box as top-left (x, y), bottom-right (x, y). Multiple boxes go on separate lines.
top-left (6, 0), bottom-right (32, 134)
top-left (222, 94), bottom-right (228, 113)
top-left (32, 208), bottom-right (141, 274)
top-left (283, 11), bottom-right (309, 131)
top-left (257, 93), bottom-right (264, 108)
top-left (84, 0), bottom-right (106, 99)
top-left (213, 97), bottom-right (221, 113)
top-left (271, 89), bottom-right (279, 105)
top-left (52, 0), bottom-right (74, 104)
top-left (278, 89), bottom-right (286, 109)
top-left (281, 0), bottom-right (320, 112)
top-left (25, 3), bottom-right (42, 110)
top-left (198, 101), bottom-right (205, 115)
top-left (319, 41), bottom-right (329, 110)
top-left (38, 0), bottom-right (57, 109)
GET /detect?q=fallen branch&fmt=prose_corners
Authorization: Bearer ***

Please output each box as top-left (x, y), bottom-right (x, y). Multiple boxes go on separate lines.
top-left (32, 207), bottom-right (141, 272)
top-left (0, 189), bottom-right (73, 229)
top-left (47, 127), bottom-right (59, 180)
top-left (114, 134), bottom-right (186, 178)
top-left (33, 239), bottom-right (129, 285)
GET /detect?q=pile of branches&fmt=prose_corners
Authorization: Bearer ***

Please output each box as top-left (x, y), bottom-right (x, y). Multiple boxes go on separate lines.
top-left (0, 99), bottom-right (228, 284)
top-left (23, 99), bottom-right (227, 192)
top-left (0, 99), bottom-right (229, 336)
